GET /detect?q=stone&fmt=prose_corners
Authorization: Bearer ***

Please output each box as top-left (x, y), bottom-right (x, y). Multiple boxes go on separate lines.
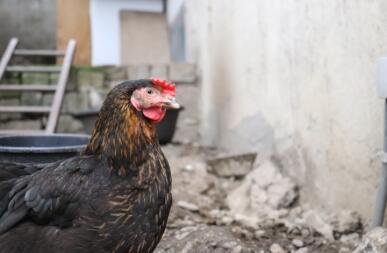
top-left (254, 230), bottom-right (265, 238)
top-left (169, 63), bottom-right (197, 83)
top-left (127, 65), bottom-right (150, 79)
top-left (0, 119), bottom-right (42, 131)
top-left (339, 248), bottom-right (351, 253)
top-left (331, 210), bottom-right (362, 234)
top-left (49, 73), bottom-right (59, 84)
top-left (270, 243), bottom-right (286, 253)
top-left (77, 69), bottom-right (105, 89)
top-left (155, 225), bottom-right (258, 253)
top-left (21, 91), bottom-right (43, 106)
top-left (22, 72), bottom-right (49, 84)
top-left (42, 93), bottom-right (54, 106)
top-left (62, 92), bottom-right (89, 113)
top-left (207, 152), bottom-right (257, 178)
top-left (353, 228), bottom-right (387, 253)
top-left (292, 239), bottom-right (304, 248)
top-left (226, 160), bottom-right (298, 224)
top-left (104, 66), bottom-right (127, 81)
top-left (0, 99), bottom-right (21, 121)
top-left (340, 233), bottom-right (360, 245)
top-left (150, 64), bottom-right (168, 79)
top-left (177, 201), bottom-right (199, 212)
top-left (302, 210), bottom-right (334, 240)
top-left (56, 115), bottom-right (84, 133)
top-left (294, 248), bottom-right (308, 253)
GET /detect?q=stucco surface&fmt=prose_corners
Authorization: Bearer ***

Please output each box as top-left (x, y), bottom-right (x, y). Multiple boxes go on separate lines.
top-left (185, 0), bottom-right (387, 220)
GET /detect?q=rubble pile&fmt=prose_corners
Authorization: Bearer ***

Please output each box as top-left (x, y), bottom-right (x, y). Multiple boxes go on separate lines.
top-left (157, 144), bottom-right (365, 253)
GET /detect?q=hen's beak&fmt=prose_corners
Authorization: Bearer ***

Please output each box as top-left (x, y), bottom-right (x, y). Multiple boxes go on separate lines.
top-left (163, 97), bottom-right (180, 109)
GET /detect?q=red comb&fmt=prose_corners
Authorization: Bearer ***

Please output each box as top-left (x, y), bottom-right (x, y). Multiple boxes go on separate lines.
top-left (149, 77), bottom-right (176, 96)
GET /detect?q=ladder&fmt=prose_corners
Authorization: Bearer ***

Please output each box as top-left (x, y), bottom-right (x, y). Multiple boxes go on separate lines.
top-left (0, 38), bottom-right (76, 134)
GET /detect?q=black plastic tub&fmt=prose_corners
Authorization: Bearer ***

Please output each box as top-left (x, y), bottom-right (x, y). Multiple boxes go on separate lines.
top-left (156, 108), bottom-right (183, 144)
top-left (72, 107), bottom-right (183, 144)
top-left (0, 134), bottom-right (89, 164)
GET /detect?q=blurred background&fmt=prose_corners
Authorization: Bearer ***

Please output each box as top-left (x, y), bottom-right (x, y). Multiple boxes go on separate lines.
top-left (1, 0), bottom-right (387, 251)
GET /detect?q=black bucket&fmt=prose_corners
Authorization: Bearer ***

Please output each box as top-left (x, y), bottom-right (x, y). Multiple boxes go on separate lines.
top-left (0, 134), bottom-right (89, 163)
top-left (156, 108), bottom-right (183, 144)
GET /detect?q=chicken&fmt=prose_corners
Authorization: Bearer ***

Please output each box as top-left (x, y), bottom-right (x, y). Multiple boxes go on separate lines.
top-left (0, 78), bottom-right (179, 253)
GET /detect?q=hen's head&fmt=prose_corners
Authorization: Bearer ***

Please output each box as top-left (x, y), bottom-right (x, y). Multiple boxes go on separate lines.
top-left (102, 78), bottom-right (179, 123)
top-left (130, 78), bottom-right (179, 122)
top-left (85, 78), bottom-right (179, 156)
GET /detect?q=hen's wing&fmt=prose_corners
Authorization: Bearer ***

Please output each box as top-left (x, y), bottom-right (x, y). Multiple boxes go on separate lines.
top-left (0, 155), bottom-right (100, 234)
top-left (0, 162), bottom-right (51, 181)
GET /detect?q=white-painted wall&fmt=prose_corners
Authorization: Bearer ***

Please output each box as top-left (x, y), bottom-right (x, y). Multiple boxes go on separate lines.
top-left (90, 0), bottom-right (163, 66)
top-left (167, 0), bottom-right (185, 24)
top-left (185, 0), bottom-right (387, 220)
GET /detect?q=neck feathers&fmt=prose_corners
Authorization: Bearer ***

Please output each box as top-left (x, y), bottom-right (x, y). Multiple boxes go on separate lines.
top-left (83, 102), bottom-right (158, 176)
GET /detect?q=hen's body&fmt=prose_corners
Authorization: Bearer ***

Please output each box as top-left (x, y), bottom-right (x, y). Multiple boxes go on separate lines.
top-left (0, 80), bottom-right (173, 253)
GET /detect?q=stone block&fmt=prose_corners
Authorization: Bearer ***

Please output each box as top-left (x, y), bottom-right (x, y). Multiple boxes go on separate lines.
top-left (56, 115), bottom-right (84, 133)
top-left (0, 99), bottom-right (21, 121)
top-left (169, 63), bottom-right (197, 83)
top-left (77, 70), bottom-right (105, 89)
top-left (127, 65), bottom-right (150, 80)
top-left (21, 92), bottom-right (43, 106)
top-left (0, 119), bottom-right (42, 131)
top-left (22, 72), bottom-right (50, 84)
top-left (104, 66), bottom-right (127, 81)
top-left (62, 92), bottom-right (89, 113)
top-left (150, 64), bottom-right (168, 79)
top-left (65, 68), bottom-right (79, 91)
top-left (49, 73), bottom-right (59, 84)
top-left (0, 73), bottom-right (21, 99)
top-left (42, 93), bottom-right (54, 106)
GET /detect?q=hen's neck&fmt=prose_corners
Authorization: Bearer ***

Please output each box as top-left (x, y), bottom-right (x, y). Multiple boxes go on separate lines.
top-left (83, 103), bottom-right (159, 177)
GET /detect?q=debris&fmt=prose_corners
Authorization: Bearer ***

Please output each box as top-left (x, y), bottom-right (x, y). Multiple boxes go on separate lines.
top-left (339, 233), bottom-right (360, 245)
top-left (177, 201), bottom-right (200, 212)
top-left (207, 153), bottom-right (257, 178)
top-left (270, 243), bottom-right (286, 253)
top-left (292, 239), bottom-right (304, 248)
top-left (301, 210), bottom-right (334, 241)
top-left (155, 225), bottom-right (257, 253)
top-left (294, 248), bottom-right (308, 253)
top-left (226, 161), bottom-right (298, 224)
top-left (331, 210), bottom-right (362, 235)
top-left (353, 227), bottom-right (387, 253)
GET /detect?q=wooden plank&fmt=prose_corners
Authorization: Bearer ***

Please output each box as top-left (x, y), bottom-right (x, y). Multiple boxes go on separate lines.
top-left (0, 84), bottom-right (56, 92)
top-left (45, 39), bottom-right (76, 133)
top-left (6, 66), bottom-right (61, 72)
top-left (0, 106), bottom-right (51, 113)
top-left (0, 38), bottom-right (18, 80)
top-left (57, 0), bottom-right (91, 65)
top-left (14, 49), bottom-right (65, 57)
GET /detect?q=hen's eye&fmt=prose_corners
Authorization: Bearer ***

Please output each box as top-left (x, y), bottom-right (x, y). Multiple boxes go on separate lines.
top-left (146, 89), bottom-right (154, 95)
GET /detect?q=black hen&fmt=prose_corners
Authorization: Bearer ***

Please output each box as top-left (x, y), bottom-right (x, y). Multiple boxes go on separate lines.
top-left (0, 78), bottom-right (179, 253)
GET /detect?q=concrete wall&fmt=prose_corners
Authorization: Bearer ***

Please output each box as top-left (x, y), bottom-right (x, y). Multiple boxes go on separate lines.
top-left (185, 0), bottom-right (387, 220)
top-left (0, 0), bottom-right (56, 52)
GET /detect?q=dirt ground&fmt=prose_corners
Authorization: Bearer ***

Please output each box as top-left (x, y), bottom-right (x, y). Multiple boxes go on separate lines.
top-left (155, 144), bottom-right (362, 253)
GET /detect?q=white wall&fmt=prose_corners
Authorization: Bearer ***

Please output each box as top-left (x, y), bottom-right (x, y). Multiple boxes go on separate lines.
top-left (185, 0), bottom-right (387, 220)
top-left (167, 0), bottom-right (185, 24)
top-left (90, 0), bottom-right (163, 66)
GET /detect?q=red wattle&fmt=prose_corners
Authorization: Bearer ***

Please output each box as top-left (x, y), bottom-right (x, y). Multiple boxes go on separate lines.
top-left (143, 107), bottom-right (166, 123)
